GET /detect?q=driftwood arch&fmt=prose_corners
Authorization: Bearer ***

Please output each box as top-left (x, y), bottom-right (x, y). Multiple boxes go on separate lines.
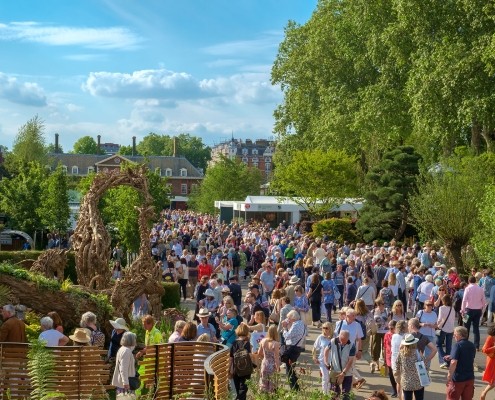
top-left (71, 165), bottom-right (164, 317)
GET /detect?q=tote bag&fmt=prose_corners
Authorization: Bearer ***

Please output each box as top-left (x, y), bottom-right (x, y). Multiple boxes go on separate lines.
top-left (415, 351), bottom-right (431, 387)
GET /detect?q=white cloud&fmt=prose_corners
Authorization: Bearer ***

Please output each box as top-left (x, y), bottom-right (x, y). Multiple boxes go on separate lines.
top-left (0, 72), bottom-right (47, 106)
top-left (83, 68), bottom-right (281, 105)
top-left (202, 32), bottom-right (283, 57)
top-left (0, 22), bottom-right (142, 50)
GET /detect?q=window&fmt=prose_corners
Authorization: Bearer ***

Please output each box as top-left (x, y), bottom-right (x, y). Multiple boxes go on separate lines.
top-left (181, 184), bottom-right (188, 194)
top-left (71, 166), bottom-right (79, 175)
top-left (191, 183), bottom-right (198, 192)
top-left (252, 148), bottom-right (258, 155)
top-left (87, 166), bottom-right (94, 174)
top-left (242, 148), bottom-right (248, 155)
top-left (155, 167), bottom-right (162, 176)
top-left (180, 168), bottom-right (187, 177)
top-left (242, 156), bottom-right (248, 164)
top-left (265, 157), bottom-right (271, 163)
top-left (62, 165), bottom-right (68, 174)
top-left (165, 168), bottom-right (172, 177)
top-left (253, 162), bottom-right (259, 168)
top-left (252, 156), bottom-right (258, 163)
top-left (265, 163), bottom-right (271, 171)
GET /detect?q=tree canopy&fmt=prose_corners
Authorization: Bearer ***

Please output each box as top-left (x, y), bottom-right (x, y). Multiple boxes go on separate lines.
top-left (188, 156), bottom-right (263, 214)
top-left (72, 136), bottom-right (104, 155)
top-left (7, 115), bottom-right (47, 170)
top-left (272, 0), bottom-right (495, 169)
top-left (271, 149), bottom-right (358, 219)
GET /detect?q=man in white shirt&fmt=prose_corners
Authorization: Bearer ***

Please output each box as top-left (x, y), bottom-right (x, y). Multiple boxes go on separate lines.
top-left (38, 316), bottom-right (69, 347)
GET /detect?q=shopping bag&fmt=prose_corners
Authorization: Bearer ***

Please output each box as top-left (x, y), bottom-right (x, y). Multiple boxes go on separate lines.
top-left (415, 359), bottom-right (431, 387)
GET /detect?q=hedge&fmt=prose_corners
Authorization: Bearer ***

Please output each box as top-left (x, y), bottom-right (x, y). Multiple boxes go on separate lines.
top-left (311, 218), bottom-right (361, 243)
top-left (0, 250), bottom-right (78, 283)
top-left (161, 282), bottom-right (181, 309)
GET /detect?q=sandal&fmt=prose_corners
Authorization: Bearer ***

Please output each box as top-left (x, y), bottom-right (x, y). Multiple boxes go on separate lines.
top-left (356, 379), bottom-right (366, 390)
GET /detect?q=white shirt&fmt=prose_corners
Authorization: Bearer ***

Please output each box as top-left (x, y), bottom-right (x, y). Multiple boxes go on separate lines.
top-left (437, 305), bottom-right (455, 334)
top-left (391, 333), bottom-right (404, 371)
top-left (334, 319), bottom-right (363, 345)
top-left (313, 334), bottom-right (332, 363)
top-left (39, 329), bottom-right (65, 346)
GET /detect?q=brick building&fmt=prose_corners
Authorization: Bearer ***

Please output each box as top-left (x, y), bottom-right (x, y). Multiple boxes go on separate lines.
top-left (209, 137), bottom-right (275, 182)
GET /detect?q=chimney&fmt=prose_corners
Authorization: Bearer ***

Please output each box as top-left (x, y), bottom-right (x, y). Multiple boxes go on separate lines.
top-left (55, 133), bottom-right (59, 153)
top-left (173, 136), bottom-right (177, 157)
top-left (132, 136), bottom-right (136, 156)
top-left (97, 134), bottom-right (101, 150)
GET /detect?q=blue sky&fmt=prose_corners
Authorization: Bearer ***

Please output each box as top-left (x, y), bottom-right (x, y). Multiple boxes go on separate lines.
top-left (0, 0), bottom-right (317, 152)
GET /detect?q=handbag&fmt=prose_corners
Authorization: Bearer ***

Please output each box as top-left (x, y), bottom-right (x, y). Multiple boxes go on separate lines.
top-left (435, 307), bottom-right (452, 337)
top-left (415, 351), bottom-right (431, 387)
top-left (129, 375), bottom-right (141, 391)
top-left (280, 327), bottom-right (305, 363)
top-left (269, 305), bottom-right (280, 323)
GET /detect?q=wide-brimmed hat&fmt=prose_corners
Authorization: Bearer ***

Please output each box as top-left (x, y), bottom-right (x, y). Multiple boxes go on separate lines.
top-left (204, 288), bottom-right (215, 297)
top-left (221, 287), bottom-right (231, 293)
top-left (69, 328), bottom-right (91, 343)
top-left (289, 276), bottom-right (300, 285)
top-left (196, 308), bottom-right (210, 318)
top-left (401, 333), bottom-right (419, 346)
top-left (109, 317), bottom-right (129, 331)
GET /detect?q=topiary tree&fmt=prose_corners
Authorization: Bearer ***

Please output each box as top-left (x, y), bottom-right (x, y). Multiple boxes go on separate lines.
top-left (356, 146), bottom-right (421, 241)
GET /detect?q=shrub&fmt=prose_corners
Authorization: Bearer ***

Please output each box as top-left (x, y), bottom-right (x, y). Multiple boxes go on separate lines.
top-left (299, 220), bottom-right (314, 234)
top-left (161, 282), bottom-right (181, 309)
top-left (311, 218), bottom-right (360, 243)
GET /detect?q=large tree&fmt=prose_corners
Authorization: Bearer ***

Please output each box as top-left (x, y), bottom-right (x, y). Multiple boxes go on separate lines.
top-left (72, 136), bottom-right (104, 155)
top-left (271, 149), bottom-right (359, 219)
top-left (7, 115), bottom-right (48, 170)
top-left (188, 156), bottom-right (263, 214)
top-left (409, 160), bottom-right (486, 271)
top-left (38, 165), bottom-right (71, 234)
top-left (356, 146), bottom-right (422, 241)
top-left (0, 162), bottom-right (47, 236)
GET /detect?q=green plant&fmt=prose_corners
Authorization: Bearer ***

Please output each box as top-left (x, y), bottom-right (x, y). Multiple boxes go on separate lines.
top-left (28, 339), bottom-right (66, 399)
top-left (311, 218), bottom-right (360, 243)
top-left (161, 282), bottom-right (181, 309)
top-left (25, 310), bottom-right (42, 342)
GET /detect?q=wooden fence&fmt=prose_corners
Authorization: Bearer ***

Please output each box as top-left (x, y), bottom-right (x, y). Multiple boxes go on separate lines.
top-left (139, 341), bottom-right (230, 399)
top-left (0, 341), bottom-right (230, 400)
top-left (0, 343), bottom-right (110, 399)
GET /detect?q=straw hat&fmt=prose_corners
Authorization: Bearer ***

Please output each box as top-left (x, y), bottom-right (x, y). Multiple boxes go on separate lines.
top-left (196, 308), bottom-right (210, 318)
top-left (289, 276), bottom-right (300, 285)
top-left (109, 317), bottom-right (129, 331)
top-left (204, 288), bottom-right (215, 297)
top-left (401, 333), bottom-right (419, 346)
top-left (69, 328), bottom-right (91, 344)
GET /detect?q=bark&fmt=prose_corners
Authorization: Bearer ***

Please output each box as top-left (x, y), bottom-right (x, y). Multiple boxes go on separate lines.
top-left (445, 243), bottom-right (464, 273)
top-left (394, 207), bottom-right (409, 241)
top-left (481, 125), bottom-right (493, 153)
top-left (471, 121), bottom-right (481, 155)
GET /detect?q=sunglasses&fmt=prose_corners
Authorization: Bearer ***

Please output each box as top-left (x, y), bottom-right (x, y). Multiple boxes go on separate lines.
top-left (425, 304), bottom-right (433, 306)
top-left (323, 327), bottom-right (330, 330)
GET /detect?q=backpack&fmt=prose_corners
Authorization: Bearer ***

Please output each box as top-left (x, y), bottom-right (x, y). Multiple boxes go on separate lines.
top-left (483, 277), bottom-right (494, 298)
top-left (233, 341), bottom-right (253, 377)
top-left (453, 291), bottom-right (463, 313)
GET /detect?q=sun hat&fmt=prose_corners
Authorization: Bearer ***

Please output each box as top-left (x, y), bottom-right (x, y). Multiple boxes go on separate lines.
top-left (289, 276), bottom-right (300, 285)
top-left (204, 288), bottom-right (215, 297)
top-left (196, 308), bottom-right (210, 318)
top-left (401, 333), bottom-right (419, 346)
top-left (221, 287), bottom-right (231, 293)
top-left (109, 317), bottom-right (129, 331)
top-left (69, 328), bottom-right (91, 343)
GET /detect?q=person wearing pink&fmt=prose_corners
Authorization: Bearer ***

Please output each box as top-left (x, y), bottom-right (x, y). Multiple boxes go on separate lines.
top-left (461, 275), bottom-right (486, 350)
top-left (384, 320), bottom-right (398, 397)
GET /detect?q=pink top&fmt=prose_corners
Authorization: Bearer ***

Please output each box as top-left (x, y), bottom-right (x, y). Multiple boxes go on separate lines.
top-left (461, 283), bottom-right (486, 313)
top-left (437, 305), bottom-right (455, 333)
top-left (384, 331), bottom-right (393, 367)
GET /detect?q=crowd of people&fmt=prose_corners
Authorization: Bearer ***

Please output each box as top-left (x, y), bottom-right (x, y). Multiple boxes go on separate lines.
top-left (2, 209), bottom-right (495, 400)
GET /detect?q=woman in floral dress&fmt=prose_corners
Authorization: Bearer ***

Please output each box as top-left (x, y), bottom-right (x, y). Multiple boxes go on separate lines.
top-left (258, 325), bottom-right (280, 393)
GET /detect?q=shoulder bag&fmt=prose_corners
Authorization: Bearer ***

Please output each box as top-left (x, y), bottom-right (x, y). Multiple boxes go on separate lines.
top-left (435, 307), bottom-right (452, 337)
top-left (280, 326), bottom-right (305, 363)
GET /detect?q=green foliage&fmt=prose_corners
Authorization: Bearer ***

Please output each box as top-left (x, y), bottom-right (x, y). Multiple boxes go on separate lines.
top-left (271, 0), bottom-right (495, 170)
top-left (0, 161), bottom-right (48, 236)
top-left (27, 339), bottom-right (60, 399)
top-left (38, 165), bottom-right (71, 233)
top-left (312, 218), bottom-right (360, 243)
top-left (72, 135), bottom-right (104, 155)
top-left (356, 146), bottom-right (422, 241)
top-left (135, 132), bottom-right (211, 170)
top-left (189, 156), bottom-right (263, 214)
top-left (409, 160), bottom-right (485, 270)
top-left (7, 115), bottom-right (48, 170)
top-left (271, 149), bottom-right (359, 219)
top-left (473, 185), bottom-right (495, 267)
top-left (25, 310), bottom-right (42, 342)
top-left (161, 282), bottom-right (181, 309)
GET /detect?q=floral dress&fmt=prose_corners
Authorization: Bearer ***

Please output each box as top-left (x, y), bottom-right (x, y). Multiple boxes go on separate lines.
top-left (259, 339), bottom-right (278, 393)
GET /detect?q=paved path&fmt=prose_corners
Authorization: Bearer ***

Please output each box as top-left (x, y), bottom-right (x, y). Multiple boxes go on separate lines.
top-left (182, 280), bottom-right (489, 400)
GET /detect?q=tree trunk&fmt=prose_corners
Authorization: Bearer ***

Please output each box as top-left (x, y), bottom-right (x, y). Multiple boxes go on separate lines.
top-left (471, 121), bottom-right (481, 155)
top-left (394, 207), bottom-right (409, 241)
top-left (0, 273), bottom-right (113, 336)
top-left (445, 243), bottom-right (464, 273)
top-left (481, 124), bottom-right (493, 153)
